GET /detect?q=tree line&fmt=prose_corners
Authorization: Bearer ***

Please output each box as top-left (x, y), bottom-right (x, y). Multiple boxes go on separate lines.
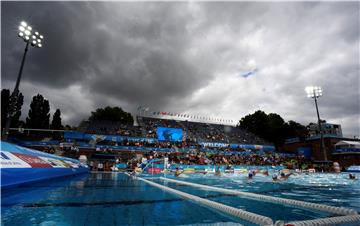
top-left (237, 110), bottom-right (308, 149)
top-left (1, 89), bottom-right (134, 132)
top-left (2, 89), bottom-right (308, 148)
top-left (1, 89), bottom-right (63, 131)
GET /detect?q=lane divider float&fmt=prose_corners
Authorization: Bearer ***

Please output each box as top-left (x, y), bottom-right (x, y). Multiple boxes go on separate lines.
top-left (160, 177), bottom-right (358, 216)
top-left (127, 173), bottom-right (273, 226)
top-left (285, 214), bottom-right (360, 226)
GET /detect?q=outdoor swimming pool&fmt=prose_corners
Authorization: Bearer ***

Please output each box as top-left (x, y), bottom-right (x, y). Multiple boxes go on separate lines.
top-left (1, 172), bottom-right (359, 225)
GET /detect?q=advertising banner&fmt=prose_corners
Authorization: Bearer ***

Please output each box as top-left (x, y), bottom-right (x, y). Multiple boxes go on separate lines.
top-left (334, 148), bottom-right (360, 154)
top-left (12, 153), bottom-right (53, 168)
top-left (0, 151), bottom-right (32, 168)
top-left (1, 141), bottom-right (89, 189)
top-left (39, 157), bottom-right (67, 168)
top-left (200, 142), bottom-right (229, 148)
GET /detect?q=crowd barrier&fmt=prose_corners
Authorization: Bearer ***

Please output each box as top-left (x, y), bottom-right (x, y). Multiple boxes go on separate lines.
top-left (1, 141), bottom-right (89, 188)
top-left (128, 174), bottom-right (273, 226)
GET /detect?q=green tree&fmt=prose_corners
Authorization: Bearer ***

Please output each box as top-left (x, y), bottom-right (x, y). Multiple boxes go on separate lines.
top-left (51, 109), bottom-right (63, 130)
top-left (284, 120), bottom-right (308, 140)
top-left (238, 110), bottom-right (269, 138)
top-left (267, 113), bottom-right (286, 147)
top-left (89, 106), bottom-right (133, 124)
top-left (1, 89), bottom-right (10, 129)
top-left (1, 89), bottom-right (24, 129)
top-left (64, 125), bottom-right (72, 130)
top-left (26, 94), bottom-right (50, 129)
top-left (238, 110), bottom-right (307, 148)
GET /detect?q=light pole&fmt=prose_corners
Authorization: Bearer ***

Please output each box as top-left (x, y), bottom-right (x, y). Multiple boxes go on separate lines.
top-left (2, 21), bottom-right (44, 140)
top-left (305, 86), bottom-right (327, 161)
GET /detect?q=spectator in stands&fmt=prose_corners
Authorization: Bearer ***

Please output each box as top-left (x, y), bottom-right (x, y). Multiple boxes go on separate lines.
top-left (98, 162), bottom-right (104, 171)
top-left (89, 161), bottom-right (94, 171)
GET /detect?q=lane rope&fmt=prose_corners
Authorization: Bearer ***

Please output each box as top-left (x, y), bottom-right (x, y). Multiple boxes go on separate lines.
top-left (127, 174), bottom-right (273, 226)
top-left (284, 214), bottom-right (360, 226)
top-left (160, 177), bottom-right (358, 216)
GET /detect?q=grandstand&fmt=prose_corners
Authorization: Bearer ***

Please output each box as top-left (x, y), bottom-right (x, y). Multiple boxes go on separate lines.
top-left (8, 114), bottom-right (302, 171)
top-left (78, 116), bottom-right (271, 145)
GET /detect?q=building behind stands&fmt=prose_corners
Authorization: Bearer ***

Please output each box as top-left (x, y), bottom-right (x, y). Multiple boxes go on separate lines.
top-left (284, 122), bottom-right (359, 167)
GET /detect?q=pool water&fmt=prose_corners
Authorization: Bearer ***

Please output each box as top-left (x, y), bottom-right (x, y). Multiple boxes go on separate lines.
top-left (1, 172), bottom-right (359, 226)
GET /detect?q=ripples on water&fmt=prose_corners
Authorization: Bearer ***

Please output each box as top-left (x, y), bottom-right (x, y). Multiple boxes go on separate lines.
top-left (172, 172), bottom-right (360, 210)
top-left (2, 172), bottom-right (359, 226)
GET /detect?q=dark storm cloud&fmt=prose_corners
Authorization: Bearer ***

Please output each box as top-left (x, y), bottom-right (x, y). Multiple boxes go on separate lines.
top-left (1, 2), bottom-right (359, 136)
top-left (2, 2), bottom-right (94, 87)
top-left (2, 2), bottom-right (216, 110)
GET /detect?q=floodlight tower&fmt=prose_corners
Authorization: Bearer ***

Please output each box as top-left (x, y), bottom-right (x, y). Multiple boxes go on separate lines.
top-left (305, 86), bottom-right (327, 161)
top-left (3, 21), bottom-right (44, 140)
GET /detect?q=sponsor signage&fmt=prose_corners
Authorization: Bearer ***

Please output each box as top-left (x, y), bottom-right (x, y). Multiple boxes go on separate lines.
top-left (334, 148), bottom-right (360, 153)
top-left (0, 151), bottom-right (31, 168)
top-left (1, 150), bottom-right (81, 169)
top-left (39, 157), bottom-right (66, 168)
top-left (12, 153), bottom-right (53, 168)
top-left (200, 142), bottom-right (229, 147)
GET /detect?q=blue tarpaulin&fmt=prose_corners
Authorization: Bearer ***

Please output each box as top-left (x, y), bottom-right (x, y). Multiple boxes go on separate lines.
top-left (1, 141), bottom-right (89, 189)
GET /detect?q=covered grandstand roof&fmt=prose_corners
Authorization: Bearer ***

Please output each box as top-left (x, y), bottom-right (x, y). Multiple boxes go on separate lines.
top-left (335, 140), bottom-right (360, 147)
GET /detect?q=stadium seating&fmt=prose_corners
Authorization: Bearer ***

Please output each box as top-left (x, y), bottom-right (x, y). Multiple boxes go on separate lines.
top-left (78, 116), bottom-right (271, 145)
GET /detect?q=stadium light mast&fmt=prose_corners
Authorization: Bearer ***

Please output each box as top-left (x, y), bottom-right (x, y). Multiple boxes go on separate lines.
top-left (305, 86), bottom-right (327, 161)
top-left (3, 21), bottom-right (44, 140)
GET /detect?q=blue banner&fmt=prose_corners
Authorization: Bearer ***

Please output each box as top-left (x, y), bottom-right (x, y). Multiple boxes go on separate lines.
top-left (157, 127), bottom-right (183, 142)
top-left (200, 142), bottom-right (229, 148)
top-left (200, 142), bottom-right (275, 151)
top-left (297, 147), bottom-right (312, 159)
top-left (16, 140), bottom-right (60, 146)
top-left (334, 148), bottom-right (360, 154)
top-left (65, 131), bottom-right (156, 143)
top-left (77, 144), bottom-right (177, 153)
top-left (1, 141), bottom-right (88, 189)
top-left (64, 131), bottom-right (85, 140)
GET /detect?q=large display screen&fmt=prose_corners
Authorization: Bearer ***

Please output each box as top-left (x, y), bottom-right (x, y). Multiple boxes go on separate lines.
top-left (157, 127), bottom-right (183, 142)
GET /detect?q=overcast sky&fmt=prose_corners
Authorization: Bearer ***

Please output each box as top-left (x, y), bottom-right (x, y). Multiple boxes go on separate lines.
top-left (1, 2), bottom-right (359, 137)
